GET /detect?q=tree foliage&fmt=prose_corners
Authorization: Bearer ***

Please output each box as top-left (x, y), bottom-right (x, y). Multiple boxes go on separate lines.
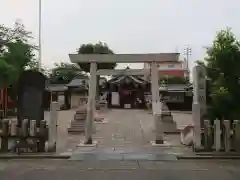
top-left (49, 62), bottom-right (86, 84)
top-left (200, 28), bottom-right (240, 119)
top-left (77, 42), bottom-right (116, 72)
top-left (0, 21), bottom-right (36, 86)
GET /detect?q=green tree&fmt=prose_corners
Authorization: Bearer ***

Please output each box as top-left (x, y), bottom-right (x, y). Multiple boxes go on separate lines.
top-left (49, 62), bottom-right (86, 84)
top-left (0, 21), bottom-right (36, 86)
top-left (77, 42), bottom-right (116, 99)
top-left (77, 42), bottom-right (116, 71)
top-left (25, 59), bottom-right (47, 73)
top-left (200, 28), bottom-right (240, 119)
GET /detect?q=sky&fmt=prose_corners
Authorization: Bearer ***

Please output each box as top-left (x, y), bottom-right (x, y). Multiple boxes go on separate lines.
top-left (1, 0), bottom-right (240, 70)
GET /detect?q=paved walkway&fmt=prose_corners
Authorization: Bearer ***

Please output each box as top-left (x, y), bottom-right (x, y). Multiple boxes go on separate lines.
top-left (94, 109), bottom-right (152, 151)
top-left (42, 109), bottom-right (193, 157)
top-left (0, 159), bottom-right (240, 180)
top-left (72, 109), bottom-right (192, 159)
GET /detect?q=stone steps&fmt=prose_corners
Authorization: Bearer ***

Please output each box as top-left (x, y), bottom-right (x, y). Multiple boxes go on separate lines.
top-left (68, 107), bottom-right (87, 134)
top-left (74, 115), bottom-right (86, 120)
top-left (68, 128), bottom-right (84, 134)
top-left (68, 121), bottom-right (85, 133)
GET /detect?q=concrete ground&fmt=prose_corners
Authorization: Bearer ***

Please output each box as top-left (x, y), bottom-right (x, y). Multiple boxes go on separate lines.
top-left (0, 159), bottom-right (240, 179)
top-left (42, 109), bottom-right (194, 156)
top-left (71, 109), bottom-right (193, 159)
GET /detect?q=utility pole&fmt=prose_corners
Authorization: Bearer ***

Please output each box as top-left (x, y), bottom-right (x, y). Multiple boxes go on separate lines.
top-left (38, 0), bottom-right (42, 72)
top-left (184, 46), bottom-right (192, 69)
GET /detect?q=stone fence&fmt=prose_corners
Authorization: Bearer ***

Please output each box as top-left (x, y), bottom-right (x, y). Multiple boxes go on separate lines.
top-left (190, 119), bottom-right (240, 152)
top-left (189, 65), bottom-right (240, 153)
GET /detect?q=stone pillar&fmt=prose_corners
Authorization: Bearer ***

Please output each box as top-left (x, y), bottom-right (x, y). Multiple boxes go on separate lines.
top-left (233, 120), bottom-right (240, 151)
top-left (29, 120), bottom-right (37, 136)
top-left (10, 119), bottom-right (17, 136)
top-left (204, 119), bottom-right (212, 150)
top-left (150, 62), bottom-right (163, 144)
top-left (192, 65), bottom-right (206, 150)
top-left (85, 62), bottom-right (97, 144)
top-left (48, 101), bottom-right (58, 152)
top-left (151, 62), bottom-right (160, 105)
top-left (193, 65), bottom-right (207, 118)
top-left (22, 119), bottom-right (29, 137)
top-left (223, 120), bottom-right (231, 152)
top-left (1, 119), bottom-right (9, 152)
top-left (213, 119), bottom-right (221, 151)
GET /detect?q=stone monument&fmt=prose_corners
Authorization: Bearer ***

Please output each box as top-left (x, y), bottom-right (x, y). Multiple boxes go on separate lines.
top-left (17, 70), bottom-right (46, 127)
top-left (192, 65), bottom-right (207, 150)
top-left (11, 70), bottom-right (48, 153)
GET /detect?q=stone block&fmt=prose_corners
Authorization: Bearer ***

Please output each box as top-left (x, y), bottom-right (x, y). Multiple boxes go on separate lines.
top-left (74, 114), bottom-right (86, 121)
top-left (151, 114), bottom-right (178, 134)
top-left (163, 122), bottom-right (179, 134)
top-left (180, 125), bottom-right (194, 146)
top-left (74, 106), bottom-right (87, 121)
top-left (234, 122), bottom-right (240, 152)
top-left (95, 117), bottom-right (104, 122)
top-left (160, 114), bottom-right (178, 134)
top-left (150, 140), bottom-right (172, 147)
top-left (96, 102), bottom-right (101, 110)
top-left (161, 114), bottom-right (174, 123)
top-left (68, 120), bottom-right (85, 134)
top-left (77, 140), bottom-right (98, 147)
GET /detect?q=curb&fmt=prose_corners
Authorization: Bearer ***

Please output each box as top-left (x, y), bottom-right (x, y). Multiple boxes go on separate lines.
top-left (164, 131), bottom-right (181, 135)
top-left (177, 155), bottom-right (240, 160)
top-left (171, 111), bottom-right (192, 114)
top-left (0, 154), bottom-right (71, 160)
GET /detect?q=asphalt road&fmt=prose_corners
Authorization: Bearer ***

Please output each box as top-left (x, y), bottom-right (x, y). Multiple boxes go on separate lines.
top-left (0, 159), bottom-right (240, 180)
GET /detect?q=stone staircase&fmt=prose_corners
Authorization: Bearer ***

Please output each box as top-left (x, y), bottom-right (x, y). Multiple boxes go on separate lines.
top-left (68, 107), bottom-right (87, 134)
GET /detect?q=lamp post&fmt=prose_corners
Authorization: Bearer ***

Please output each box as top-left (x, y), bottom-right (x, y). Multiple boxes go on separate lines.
top-left (38, 0), bottom-right (42, 72)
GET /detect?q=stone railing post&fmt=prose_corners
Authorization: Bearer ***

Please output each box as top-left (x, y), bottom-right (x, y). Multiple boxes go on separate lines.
top-left (223, 120), bottom-right (231, 152)
top-left (214, 119), bottom-right (221, 152)
top-left (10, 119), bottom-right (17, 136)
top-left (48, 101), bottom-right (58, 152)
top-left (29, 120), bottom-right (37, 136)
top-left (1, 119), bottom-right (9, 152)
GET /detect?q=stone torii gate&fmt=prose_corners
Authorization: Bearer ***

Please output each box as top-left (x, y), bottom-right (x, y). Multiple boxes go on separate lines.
top-left (69, 53), bottom-right (180, 145)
